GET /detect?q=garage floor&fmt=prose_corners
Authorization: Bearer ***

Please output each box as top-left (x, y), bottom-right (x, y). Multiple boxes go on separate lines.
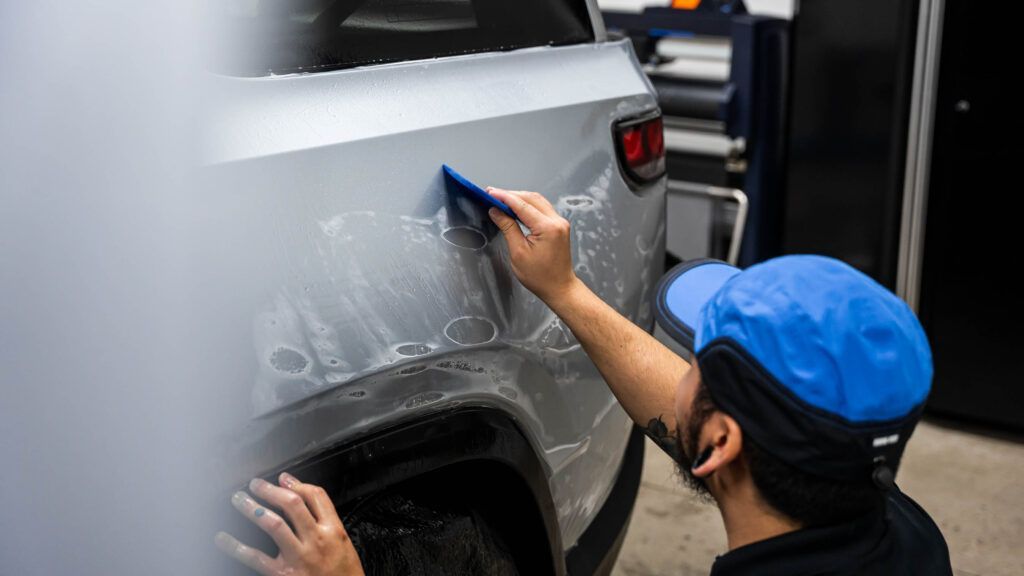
top-left (611, 419), bottom-right (1024, 576)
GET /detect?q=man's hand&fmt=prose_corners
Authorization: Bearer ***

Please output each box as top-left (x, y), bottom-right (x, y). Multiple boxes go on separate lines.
top-left (216, 473), bottom-right (365, 576)
top-left (487, 186), bottom-right (690, 463)
top-left (486, 187), bottom-right (581, 304)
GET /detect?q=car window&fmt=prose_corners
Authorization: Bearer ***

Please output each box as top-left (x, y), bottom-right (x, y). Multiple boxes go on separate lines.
top-left (216, 0), bottom-right (594, 76)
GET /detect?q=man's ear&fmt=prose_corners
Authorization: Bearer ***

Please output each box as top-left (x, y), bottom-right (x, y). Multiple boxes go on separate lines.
top-left (691, 412), bottom-right (743, 478)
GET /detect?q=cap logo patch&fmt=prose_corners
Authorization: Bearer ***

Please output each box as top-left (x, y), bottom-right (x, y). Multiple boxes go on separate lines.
top-left (872, 434), bottom-right (900, 448)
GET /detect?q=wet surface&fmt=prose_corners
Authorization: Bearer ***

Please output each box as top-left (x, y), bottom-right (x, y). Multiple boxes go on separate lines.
top-left (234, 158), bottom-right (664, 545)
top-left (234, 156), bottom-right (664, 543)
top-left (205, 42), bottom-right (664, 550)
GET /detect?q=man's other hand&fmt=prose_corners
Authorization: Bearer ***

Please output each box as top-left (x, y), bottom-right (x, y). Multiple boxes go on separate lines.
top-left (216, 473), bottom-right (365, 576)
top-left (486, 188), bottom-right (581, 304)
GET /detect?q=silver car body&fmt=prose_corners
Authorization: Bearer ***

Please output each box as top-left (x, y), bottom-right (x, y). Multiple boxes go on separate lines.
top-left (204, 15), bottom-right (666, 551)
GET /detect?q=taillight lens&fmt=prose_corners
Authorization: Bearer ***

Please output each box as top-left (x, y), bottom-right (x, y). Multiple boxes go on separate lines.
top-left (614, 113), bottom-right (666, 187)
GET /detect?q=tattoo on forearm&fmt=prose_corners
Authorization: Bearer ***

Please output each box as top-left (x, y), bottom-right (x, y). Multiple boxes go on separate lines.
top-left (645, 415), bottom-right (682, 462)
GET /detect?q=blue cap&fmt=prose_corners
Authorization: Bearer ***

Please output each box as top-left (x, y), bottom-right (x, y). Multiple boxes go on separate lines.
top-left (654, 256), bottom-right (933, 482)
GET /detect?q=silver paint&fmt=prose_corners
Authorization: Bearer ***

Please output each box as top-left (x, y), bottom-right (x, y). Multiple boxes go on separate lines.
top-left (204, 40), bottom-right (666, 549)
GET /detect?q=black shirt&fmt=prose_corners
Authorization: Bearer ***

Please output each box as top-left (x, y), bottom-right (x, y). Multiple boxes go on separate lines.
top-left (710, 489), bottom-right (952, 576)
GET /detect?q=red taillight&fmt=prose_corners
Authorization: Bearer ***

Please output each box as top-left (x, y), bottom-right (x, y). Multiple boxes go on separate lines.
top-left (646, 117), bottom-right (665, 157)
top-left (615, 113), bottom-right (666, 187)
top-left (622, 126), bottom-right (645, 164)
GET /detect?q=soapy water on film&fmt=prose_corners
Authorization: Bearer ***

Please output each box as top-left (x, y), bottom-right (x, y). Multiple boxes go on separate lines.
top-left (224, 165), bottom-right (662, 570)
top-left (247, 166), bottom-right (656, 415)
top-left (251, 205), bottom-right (549, 413)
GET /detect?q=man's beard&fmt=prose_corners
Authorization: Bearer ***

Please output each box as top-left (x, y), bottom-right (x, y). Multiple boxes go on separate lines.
top-left (674, 383), bottom-right (717, 499)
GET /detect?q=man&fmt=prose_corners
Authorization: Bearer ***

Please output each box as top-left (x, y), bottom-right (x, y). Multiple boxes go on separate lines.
top-left (217, 188), bottom-right (952, 575)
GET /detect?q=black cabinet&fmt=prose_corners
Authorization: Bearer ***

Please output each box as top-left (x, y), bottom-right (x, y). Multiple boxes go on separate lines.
top-left (779, 0), bottom-right (920, 288)
top-left (918, 0), bottom-right (1024, 429)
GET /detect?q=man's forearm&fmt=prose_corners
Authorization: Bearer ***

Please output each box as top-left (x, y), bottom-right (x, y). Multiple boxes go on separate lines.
top-left (547, 278), bottom-right (690, 459)
top-left (483, 188), bottom-right (688, 459)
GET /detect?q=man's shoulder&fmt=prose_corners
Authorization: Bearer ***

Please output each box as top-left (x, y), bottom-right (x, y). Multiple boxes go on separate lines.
top-left (886, 488), bottom-right (943, 531)
top-left (709, 490), bottom-right (953, 576)
top-left (884, 488), bottom-right (953, 576)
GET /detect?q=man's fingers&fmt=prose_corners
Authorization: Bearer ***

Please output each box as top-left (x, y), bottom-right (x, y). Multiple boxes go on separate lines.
top-left (506, 189), bottom-right (559, 218)
top-left (215, 532), bottom-right (278, 576)
top-left (249, 477), bottom-right (317, 538)
top-left (231, 491), bottom-right (301, 553)
top-left (488, 208), bottom-right (527, 253)
top-left (487, 187), bottom-right (547, 229)
top-left (279, 473), bottom-right (341, 526)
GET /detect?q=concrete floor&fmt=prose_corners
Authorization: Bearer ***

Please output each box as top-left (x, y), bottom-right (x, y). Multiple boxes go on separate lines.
top-left (611, 420), bottom-right (1024, 576)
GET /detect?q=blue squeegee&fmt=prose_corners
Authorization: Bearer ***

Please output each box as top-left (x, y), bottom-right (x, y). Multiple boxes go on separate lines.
top-left (442, 164), bottom-right (519, 221)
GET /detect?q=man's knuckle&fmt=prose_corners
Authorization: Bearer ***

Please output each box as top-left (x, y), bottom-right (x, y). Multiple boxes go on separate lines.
top-left (263, 514), bottom-right (283, 530)
top-left (326, 523), bottom-right (348, 541)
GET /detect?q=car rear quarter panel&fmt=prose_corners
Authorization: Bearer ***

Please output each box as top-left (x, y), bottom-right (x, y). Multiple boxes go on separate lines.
top-left (203, 40), bottom-right (665, 549)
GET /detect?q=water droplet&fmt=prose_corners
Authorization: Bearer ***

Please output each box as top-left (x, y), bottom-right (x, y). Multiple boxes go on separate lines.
top-left (441, 227), bottom-right (487, 250)
top-left (396, 343), bottom-right (432, 357)
top-left (436, 359), bottom-right (486, 373)
top-left (405, 391), bottom-right (444, 408)
top-left (636, 235), bottom-right (652, 255)
top-left (444, 317), bottom-right (496, 346)
top-left (498, 386), bottom-right (518, 400)
top-left (397, 364), bottom-right (428, 376)
top-left (539, 321), bottom-right (579, 352)
top-left (269, 348), bottom-right (309, 374)
top-left (565, 197), bottom-right (594, 207)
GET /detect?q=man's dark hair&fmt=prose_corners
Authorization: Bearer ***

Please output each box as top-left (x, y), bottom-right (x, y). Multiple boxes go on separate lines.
top-left (694, 382), bottom-right (885, 527)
